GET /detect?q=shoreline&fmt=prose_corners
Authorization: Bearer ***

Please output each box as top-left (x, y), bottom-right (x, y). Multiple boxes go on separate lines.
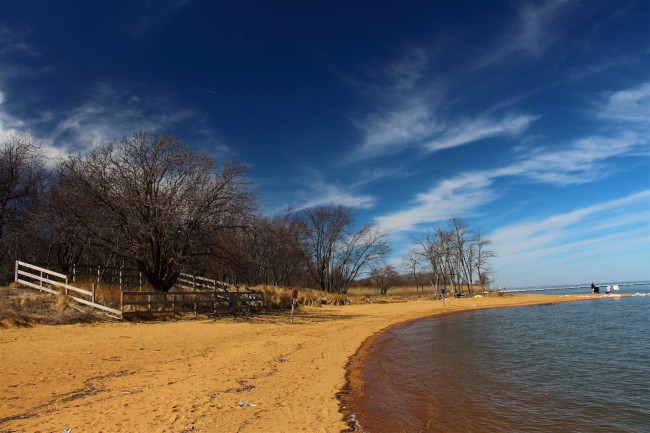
top-left (338, 294), bottom-right (608, 432)
top-left (0, 294), bottom-right (608, 432)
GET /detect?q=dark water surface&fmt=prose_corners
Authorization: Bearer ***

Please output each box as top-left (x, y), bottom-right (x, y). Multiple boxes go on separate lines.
top-left (352, 293), bottom-right (650, 432)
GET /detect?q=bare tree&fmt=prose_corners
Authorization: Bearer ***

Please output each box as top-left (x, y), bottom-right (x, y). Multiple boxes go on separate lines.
top-left (301, 206), bottom-right (350, 293)
top-left (333, 225), bottom-right (390, 294)
top-left (449, 217), bottom-right (475, 295)
top-left (473, 228), bottom-right (496, 294)
top-left (371, 263), bottom-right (399, 295)
top-left (35, 176), bottom-right (90, 273)
top-left (402, 248), bottom-right (423, 293)
top-left (58, 132), bottom-right (255, 292)
top-left (0, 133), bottom-right (47, 280)
top-left (301, 205), bottom-right (389, 293)
top-left (410, 218), bottom-right (496, 297)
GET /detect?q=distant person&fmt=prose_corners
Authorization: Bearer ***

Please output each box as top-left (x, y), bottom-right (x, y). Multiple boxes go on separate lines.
top-left (591, 282), bottom-right (599, 294)
top-left (606, 285), bottom-right (612, 295)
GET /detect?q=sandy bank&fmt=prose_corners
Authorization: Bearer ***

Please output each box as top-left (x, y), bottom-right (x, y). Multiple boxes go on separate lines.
top-left (1, 294), bottom-right (597, 432)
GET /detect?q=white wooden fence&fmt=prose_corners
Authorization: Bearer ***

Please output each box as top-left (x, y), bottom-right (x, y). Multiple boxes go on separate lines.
top-left (14, 261), bottom-right (265, 320)
top-left (14, 261), bottom-right (122, 318)
top-left (177, 273), bottom-right (231, 291)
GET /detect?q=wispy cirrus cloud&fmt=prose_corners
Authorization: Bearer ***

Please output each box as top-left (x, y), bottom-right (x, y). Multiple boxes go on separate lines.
top-left (45, 81), bottom-right (229, 158)
top-left (425, 114), bottom-right (537, 152)
top-left (349, 99), bottom-right (438, 160)
top-left (489, 189), bottom-right (650, 284)
top-left (384, 48), bottom-right (429, 91)
top-left (348, 0), bottom-right (586, 165)
top-left (372, 77), bottom-right (650, 233)
top-left (375, 172), bottom-right (495, 232)
top-left (0, 25), bottom-right (36, 56)
top-left (293, 175), bottom-right (376, 211)
top-left (375, 129), bottom-right (647, 233)
top-left (347, 36), bottom-right (540, 163)
top-left (478, 0), bottom-right (579, 67)
top-left (350, 101), bottom-right (537, 161)
top-left (511, 133), bottom-right (647, 185)
top-left (0, 91), bottom-right (25, 142)
top-left (598, 82), bottom-right (650, 123)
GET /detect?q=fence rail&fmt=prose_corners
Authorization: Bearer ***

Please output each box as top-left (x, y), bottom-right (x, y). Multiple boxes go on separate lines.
top-left (121, 289), bottom-right (264, 317)
top-left (177, 273), bottom-right (231, 292)
top-left (14, 261), bottom-right (264, 320)
top-left (14, 261), bottom-right (123, 318)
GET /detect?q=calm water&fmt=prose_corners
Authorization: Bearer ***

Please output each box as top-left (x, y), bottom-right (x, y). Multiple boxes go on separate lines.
top-left (352, 289), bottom-right (650, 432)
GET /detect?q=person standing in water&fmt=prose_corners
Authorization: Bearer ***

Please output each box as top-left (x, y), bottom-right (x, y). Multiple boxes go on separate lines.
top-left (591, 282), bottom-right (599, 294)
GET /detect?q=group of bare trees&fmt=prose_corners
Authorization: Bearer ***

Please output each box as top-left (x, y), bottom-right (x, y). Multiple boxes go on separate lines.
top-left (404, 217), bottom-right (496, 297)
top-left (1, 132), bottom-right (391, 293)
top-left (0, 134), bottom-right (48, 277)
top-left (301, 206), bottom-right (390, 293)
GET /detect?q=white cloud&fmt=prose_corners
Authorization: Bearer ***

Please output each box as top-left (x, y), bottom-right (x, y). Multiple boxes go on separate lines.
top-left (598, 82), bottom-right (650, 123)
top-left (385, 48), bottom-right (428, 91)
top-left (350, 99), bottom-right (536, 161)
top-left (295, 176), bottom-right (376, 211)
top-left (512, 133), bottom-right (646, 185)
top-left (478, 0), bottom-right (578, 67)
top-left (0, 90), bottom-right (30, 143)
top-left (347, 40), bottom-right (539, 163)
top-left (375, 172), bottom-right (495, 232)
top-left (374, 131), bottom-right (647, 233)
top-left (489, 190), bottom-right (650, 285)
top-left (350, 100), bottom-right (439, 160)
top-left (45, 82), bottom-right (227, 157)
top-left (516, 0), bottom-right (576, 55)
top-left (0, 25), bottom-right (35, 56)
top-left (425, 114), bottom-right (537, 151)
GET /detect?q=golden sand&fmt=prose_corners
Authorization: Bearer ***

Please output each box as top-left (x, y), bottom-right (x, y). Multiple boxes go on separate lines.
top-left (1, 294), bottom-right (596, 432)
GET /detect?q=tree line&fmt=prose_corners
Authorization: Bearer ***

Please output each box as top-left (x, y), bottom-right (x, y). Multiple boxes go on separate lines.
top-left (1, 131), bottom-right (495, 294)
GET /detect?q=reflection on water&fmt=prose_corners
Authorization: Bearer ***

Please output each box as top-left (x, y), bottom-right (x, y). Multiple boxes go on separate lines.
top-left (352, 292), bottom-right (650, 433)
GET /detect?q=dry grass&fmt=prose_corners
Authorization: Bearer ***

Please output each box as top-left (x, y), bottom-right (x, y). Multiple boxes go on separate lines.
top-left (72, 279), bottom-right (134, 309)
top-left (0, 284), bottom-right (106, 328)
top-left (252, 285), bottom-right (353, 309)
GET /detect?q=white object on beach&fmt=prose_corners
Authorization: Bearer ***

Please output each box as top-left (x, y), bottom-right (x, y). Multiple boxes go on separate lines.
top-left (613, 284), bottom-right (620, 291)
top-left (239, 400), bottom-right (257, 407)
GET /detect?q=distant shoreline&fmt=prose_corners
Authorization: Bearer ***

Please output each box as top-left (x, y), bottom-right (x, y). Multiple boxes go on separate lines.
top-left (501, 281), bottom-right (650, 292)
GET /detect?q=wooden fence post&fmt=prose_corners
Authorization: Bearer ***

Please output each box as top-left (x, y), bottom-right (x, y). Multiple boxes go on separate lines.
top-left (92, 283), bottom-right (96, 304)
top-left (14, 261), bottom-right (18, 283)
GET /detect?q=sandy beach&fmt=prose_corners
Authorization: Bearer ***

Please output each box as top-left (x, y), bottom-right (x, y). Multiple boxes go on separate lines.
top-left (1, 294), bottom-right (594, 433)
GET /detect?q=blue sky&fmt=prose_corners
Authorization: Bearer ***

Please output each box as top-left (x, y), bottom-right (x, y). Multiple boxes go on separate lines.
top-left (1, 0), bottom-right (648, 288)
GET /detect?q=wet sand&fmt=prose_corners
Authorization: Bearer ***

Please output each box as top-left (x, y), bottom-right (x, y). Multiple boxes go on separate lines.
top-left (1, 294), bottom-right (592, 432)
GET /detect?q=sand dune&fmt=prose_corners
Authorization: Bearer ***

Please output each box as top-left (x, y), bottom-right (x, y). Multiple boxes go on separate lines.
top-left (1, 294), bottom-right (592, 432)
